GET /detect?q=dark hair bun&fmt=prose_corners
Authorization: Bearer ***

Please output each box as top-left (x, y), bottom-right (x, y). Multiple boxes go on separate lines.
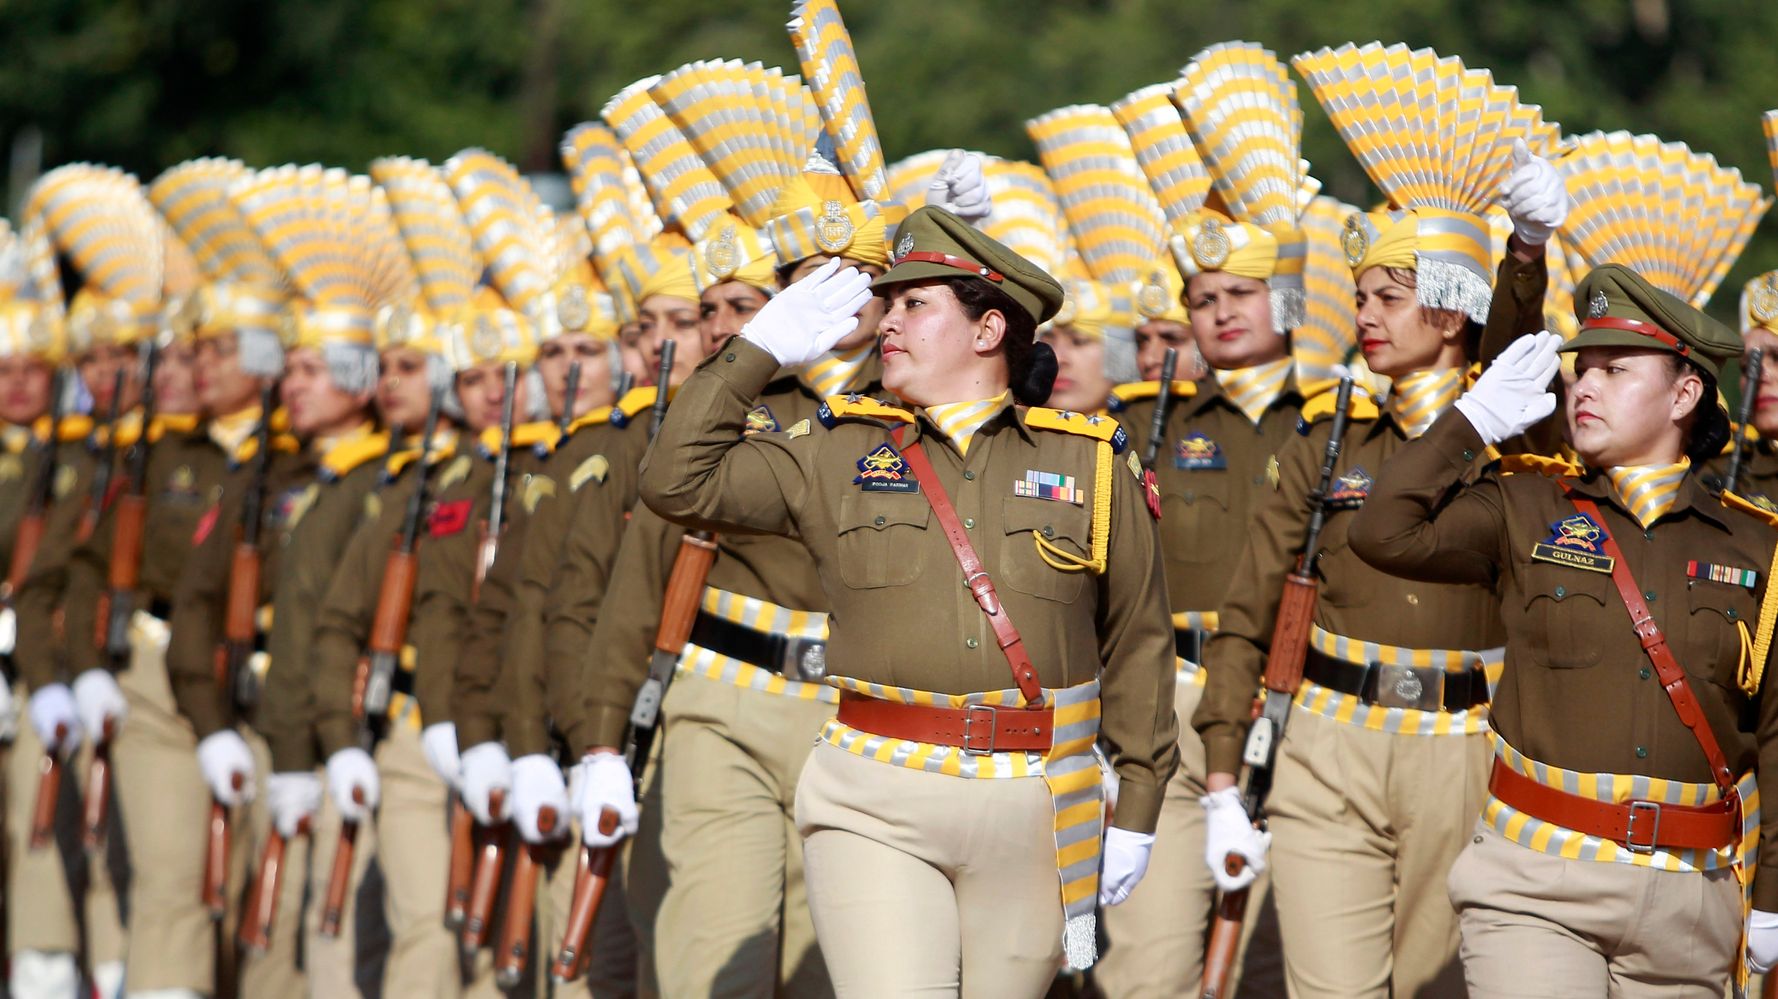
top-left (1012, 340), bottom-right (1058, 406)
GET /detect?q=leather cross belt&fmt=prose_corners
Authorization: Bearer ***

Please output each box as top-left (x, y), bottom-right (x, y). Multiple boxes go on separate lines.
top-left (836, 692), bottom-right (1053, 755)
top-left (1488, 757), bottom-right (1737, 853)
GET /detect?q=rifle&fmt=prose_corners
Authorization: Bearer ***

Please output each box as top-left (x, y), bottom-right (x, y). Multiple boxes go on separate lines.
top-left (203, 772), bottom-right (243, 920)
top-left (98, 341), bottom-right (159, 661)
top-left (614, 370), bottom-right (634, 401)
top-left (318, 787), bottom-right (362, 937)
top-left (470, 362), bottom-right (519, 603)
top-left (1200, 376), bottom-right (1354, 999)
top-left (1141, 347), bottom-right (1179, 470)
top-left (1726, 348), bottom-right (1764, 495)
top-left (218, 384), bottom-right (277, 709)
top-left (5, 369), bottom-right (69, 611)
top-left (460, 788), bottom-right (508, 957)
top-left (560, 360), bottom-right (582, 433)
top-left (75, 368), bottom-right (128, 545)
top-left (494, 805), bottom-right (556, 988)
top-left (648, 339), bottom-right (675, 437)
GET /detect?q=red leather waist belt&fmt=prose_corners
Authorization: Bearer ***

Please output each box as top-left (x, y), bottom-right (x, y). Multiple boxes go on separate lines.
top-left (836, 692), bottom-right (1053, 755)
top-left (1488, 756), bottom-right (1737, 853)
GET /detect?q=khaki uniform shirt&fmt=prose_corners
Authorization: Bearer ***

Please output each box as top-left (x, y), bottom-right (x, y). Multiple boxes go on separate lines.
top-left (15, 419), bottom-right (104, 689)
top-left (1347, 409), bottom-right (1778, 907)
top-left (638, 339), bottom-right (1179, 832)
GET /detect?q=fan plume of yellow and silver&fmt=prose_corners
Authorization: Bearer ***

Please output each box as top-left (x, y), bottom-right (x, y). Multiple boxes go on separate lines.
top-left (887, 151), bottom-right (1070, 277)
top-left (1108, 84), bottom-right (1202, 326)
top-left (1169, 42), bottom-right (1309, 334)
top-left (368, 157), bottom-right (480, 361)
top-left (563, 118), bottom-right (702, 310)
top-left (1740, 111), bottom-right (1778, 334)
top-left (225, 164), bottom-right (416, 352)
top-left (788, 0), bottom-right (886, 202)
top-left (1298, 194), bottom-right (1385, 395)
top-left (26, 164), bottom-right (167, 350)
top-left (1293, 42), bottom-right (1563, 322)
top-left (149, 158), bottom-right (291, 343)
top-left (0, 220), bottom-right (65, 360)
top-left (1557, 130), bottom-right (1769, 311)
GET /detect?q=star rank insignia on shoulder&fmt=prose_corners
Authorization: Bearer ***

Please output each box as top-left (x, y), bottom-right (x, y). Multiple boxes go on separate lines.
top-left (1530, 512), bottom-right (1614, 574)
top-left (854, 441), bottom-right (919, 493)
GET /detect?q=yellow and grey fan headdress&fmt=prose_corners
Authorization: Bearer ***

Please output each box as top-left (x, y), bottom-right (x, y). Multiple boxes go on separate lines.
top-left (1026, 103), bottom-right (1166, 335)
top-left (27, 164), bottom-right (166, 352)
top-left (368, 156), bottom-right (479, 360)
top-left (776, 0), bottom-right (905, 268)
top-left (0, 220), bottom-right (65, 362)
top-left (1169, 42), bottom-right (1309, 333)
top-left (1294, 42), bottom-right (1563, 322)
top-left (1558, 130), bottom-right (1769, 311)
top-left (149, 158), bottom-right (289, 346)
top-left (1108, 84), bottom-right (1204, 327)
top-left (1740, 111), bottom-right (1778, 334)
top-left (561, 121), bottom-right (701, 311)
top-left (227, 165), bottom-right (412, 353)
top-left (1298, 194), bottom-right (1376, 394)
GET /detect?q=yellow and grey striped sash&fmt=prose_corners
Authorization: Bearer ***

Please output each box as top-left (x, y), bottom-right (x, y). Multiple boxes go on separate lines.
top-left (677, 586), bottom-right (838, 704)
top-left (1172, 610), bottom-right (1218, 684)
top-left (1292, 625), bottom-right (1503, 735)
top-left (819, 676), bottom-right (1105, 969)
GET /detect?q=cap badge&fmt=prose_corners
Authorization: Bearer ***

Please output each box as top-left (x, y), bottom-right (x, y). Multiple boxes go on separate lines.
top-left (815, 200), bottom-right (855, 254)
top-left (472, 314), bottom-right (502, 358)
top-left (1341, 215), bottom-right (1369, 268)
top-left (1191, 218), bottom-right (1232, 270)
top-left (894, 230), bottom-right (915, 263)
top-left (26, 312), bottom-right (53, 353)
top-left (278, 312), bottom-right (301, 349)
top-left (1587, 289), bottom-right (1610, 320)
top-left (1137, 271), bottom-right (1172, 318)
top-left (704, 224), bottom-right (740, 280)
top-left (557, 283), bottom-right (591, 331)
top-left (1053, 290), bottom-right (1078, 327)
top-left (382, 303), bottom-right (414, 345)
top-left (1751, 276), bottom-right (1778, 325)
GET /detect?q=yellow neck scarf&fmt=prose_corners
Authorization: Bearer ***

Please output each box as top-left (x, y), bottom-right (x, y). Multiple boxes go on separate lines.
top-left (798, 342), bottom-right (876, 400)
top-left (1387, 367), bottom-right (1464, 439)
top-left (927, 392), bottom-right (1010, 457)
top-left (1606, 458), bottom-right (1691, 528)
top-left (1213, 357), bottom-right (1294, 426)
top-left (208, 405), bottom-right (262, 457)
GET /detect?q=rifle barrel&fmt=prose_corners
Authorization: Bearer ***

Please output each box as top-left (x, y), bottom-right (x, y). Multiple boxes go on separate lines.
top-left (1142, 348), bottom-right (1179, 469)
top-left (649, 340), bottom-right (676, 439)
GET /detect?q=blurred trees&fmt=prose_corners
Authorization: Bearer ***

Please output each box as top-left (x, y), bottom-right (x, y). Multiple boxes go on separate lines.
top-left (1, 0), bottom-right (1775, 319)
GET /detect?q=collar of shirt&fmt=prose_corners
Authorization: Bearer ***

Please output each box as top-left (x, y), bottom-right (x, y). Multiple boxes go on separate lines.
top-left (207, 405), bottom-right (262, 456)
top-left (1213, 356), bottom-right (1294, 426)
top-left (1385, 366), bottom-right (1464, 439)
top-left (1566, 465), bottom-right (1730, 534)
top-left (923, 391), bottom-right (1012, 457)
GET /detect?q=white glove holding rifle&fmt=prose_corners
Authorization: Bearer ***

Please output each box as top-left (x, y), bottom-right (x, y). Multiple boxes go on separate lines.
top-left (1201, 786), bottom-right (1270, 893)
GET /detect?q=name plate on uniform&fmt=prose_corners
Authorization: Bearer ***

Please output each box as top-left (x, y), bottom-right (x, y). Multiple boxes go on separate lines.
top-left (1530, 512), bottom-right (1615, 573)
top-left (854, 442), bottom-right (919, 494)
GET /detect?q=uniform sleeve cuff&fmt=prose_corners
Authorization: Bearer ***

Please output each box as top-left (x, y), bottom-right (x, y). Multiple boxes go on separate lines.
top-left (1426, 408), bottom-right (1490, 473)
top-left (267, 730), bottom-right (316, 774)
top-left (1203, 731), bottom-right (1246, 779)
top-left (574, 705), bottom-right (632, 755)
top-left (1111, 779), bottom-right (1164, 833)
top-left (1755, 863), bottom-right (1778, 912)
top-left (456, 715), bottom-right (498, 751)
top-left (504, 718), bottom-right (550, 759)
top-left (315, 717), bottom-right (357, 760)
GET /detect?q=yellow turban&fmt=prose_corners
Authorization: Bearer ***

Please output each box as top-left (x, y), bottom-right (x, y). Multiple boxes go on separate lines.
top-left (1341, 208), bottom-right (1493, 323)
top-left (440, 285), bottom-right (538, 369)
top-left (0, 302), bottom-right (63, 362)
top-left (697, 215), bottom-right (778, 297)
top-left (1742, 271), bottom-right (1778, 334)
top-left (188, 281), bottom-right (287, 342)
top-left (621, 236), bottom-right (704, 308)
top-left (1129, 262), bottom-right (1188, 325)
top-left (66, 289), bottom-right (158, 352)
top-left (1052, 277), bottom-right (1134, 341)
top-left (1169, 210), bottom-right (1306, 333)
top-left (763, 162), bottom-right (904, 270)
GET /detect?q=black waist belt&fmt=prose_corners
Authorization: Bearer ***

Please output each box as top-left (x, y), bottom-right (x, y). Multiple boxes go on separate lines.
top-left (1174, 627), bottom-right (1211, 664)
top-left (687, 609), bottom-right (827, 682)
top-left (1302, 646), bottom-right (1489, 713)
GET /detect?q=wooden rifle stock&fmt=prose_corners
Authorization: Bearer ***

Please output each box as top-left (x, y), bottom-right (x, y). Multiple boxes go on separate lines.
top-left (99, 491), bottom-right (148, 656)
top-left (319, 787), bottom-right (365, 938)
top-left (203, 771), bottom-right (243, 920)
top-left (461, 787), bottom-right (507, 955)
top-left (1764, 969), bottom-right (1778, 999)
top-left (1261, 568), bottom-right (1317, 695)
top-left (444, 798), bottom-right (474, 929)
top-left (624, 531), bottom-right (719, 778)
top-left (1199, 857), bottom-right (1248, 999)
top-left (28, 722), bottom-right (67, 849)
top-left (550, 809), bottom-right (620, 983)
top-left (494, 805), bottom-right (556, 987)
top-left (221, 538), bottom-right (261, 705)
top-left (7, 370), bottom-right (68, 607)
top-left (81, 717), bottom-right (116, 850)
top-left (75, 369), bottom-right (127, 546)
top-left (239, 816), bottom-right (306, 954)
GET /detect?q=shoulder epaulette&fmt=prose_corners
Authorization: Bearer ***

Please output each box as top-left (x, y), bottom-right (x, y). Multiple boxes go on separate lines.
top-left (608, 386), bottom-right (664, 429)
top-left (58, 414), bottom-right (96, 443)
top-left (233, 432), bottom-right (302, 464)
top-left (817, 394), bottom-right (915, 429)
top-left (1023, 408), bottom-right (1129, 454)
top-left (321, 431), bottom-right (393, 481)
top-left (1724, 423), bottom-right (1760, 456)
top-left (479, 421), bottom-right (561, 457)
top-left (1496, 452), bottom-right (1585, 479)
top-left (1296, 389), bottom-right (1380, 431)
top-left (385, 436), bottom-right (459, 479)
top-left (110, 411), bottom-right (203, 449)
top-left (566, 405), bottom-right (614, 436)
top-left (1721, 489), bottom-right (1778, 528)
top-left (1107, 380), bottom-right (1198, 413)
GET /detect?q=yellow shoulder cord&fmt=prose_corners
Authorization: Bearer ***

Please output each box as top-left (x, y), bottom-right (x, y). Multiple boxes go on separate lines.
top-left (1033, 439), bottom-right (1113, 575)
top-left (1740, 539), bottom-right (1778, 695)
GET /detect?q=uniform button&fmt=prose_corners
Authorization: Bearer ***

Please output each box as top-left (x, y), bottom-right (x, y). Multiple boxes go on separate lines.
top-left (965, 637), bottom-right (979, 649)
top-left (1644, 528), bottom-right (1655, 541)
top-left (1462, 449), bottom-right (1475, 461)
top-left (1644, 590), bottom-right (1656, 601)
top-left (873, 515), bottom-right (886, 526)
top-left (1253, 475), bottom-right (1265, 485)
top-left (1042, 525), bottom-right (1055, 538)
top-left (1554, 585), bottom-right (1567, 598)
top-left (1635, 746), bottom-right (1648, 759)
top-left (1406, 593), bottom-right (1419, 606)
top-left (1473, 835), bottom-right (1484, 844)
top-left (724, 352), bottom-right (736, 362)
top-left (963, 517), bottom-right (975, 529)
top-left (1183, 490), bottom-right (1195, 501)
top-left (1728, 608), bottom-right (1739, 620)
top-left (1639, 667), bottom-right (1651, 680)
top-left (963, 470), bottom-right (975, 480)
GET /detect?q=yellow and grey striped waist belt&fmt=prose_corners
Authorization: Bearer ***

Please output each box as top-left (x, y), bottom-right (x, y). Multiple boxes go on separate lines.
top-left (688, 608), bottom-right (826, 682)
top-left (1172, 611), bottom-right (1217, 677)
top-left (1304, 625), bottom-right (1500, 712)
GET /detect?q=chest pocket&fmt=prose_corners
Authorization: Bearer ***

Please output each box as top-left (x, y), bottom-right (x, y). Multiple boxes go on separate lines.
top-left (1685, 580), bottom-right (1758, 691)
top-left (836, 492), bottom-right (928, 589)
top-left (1159, 468), bottom-right (1231, 565)
top-left (1521, 563), bottom-right (1610, 669)
top-left (999, 496), bottom-right (1089, 603)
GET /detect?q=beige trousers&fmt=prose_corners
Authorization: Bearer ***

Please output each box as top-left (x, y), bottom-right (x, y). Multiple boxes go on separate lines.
top-left (796, 740), bottom-right (1064, 999)
top-left (4, 680), bottom-right (124, 967)
top-left (654, 672), bottom-right (834, 998)
top-left (1095, 677), bottom-right (1284, 998)
top-left (1267, 707), bottom-right (1489, 999)
top-left (1447, 824), bottom-right (1740, 997)
top-left (623, 740), bottom-right (667, 999)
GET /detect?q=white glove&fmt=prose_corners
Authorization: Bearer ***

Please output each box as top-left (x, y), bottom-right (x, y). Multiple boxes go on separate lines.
top-left (265, 771), bottom-right (320, 839)
top-left (196, 730), bottom-right (255, 805)
top-left (926, 150), bottom-right (992, 223)
top-left (0, 679), bottom-right (17, 743)
top-left (574, 752), bottom-right (639, 848)
top-left (1500, 138), bottom-right (1568, 248)
top-left (510, 754), bottom-right (570, 845)
top-left (1098, 826), bottom-right (1155, 906)
top-left (739, 258), bottom-right (875, 367)
top-left (72, 669), bottom-right (126, 743)
top-left (1201, 786), bottom-right (1270, 893)
top-left (458, 741), bottom-right (511, 825)
top-left (420, 722), bottom-right (461, 789)
top-left (1750, 909), bottom-right (1778, 974)
top-left (1453, 330), bottom-right (1563, 445)
top-left (27, 683), bottom-right (80, 756)
top-left (325, 747), bottom-right (379, 822)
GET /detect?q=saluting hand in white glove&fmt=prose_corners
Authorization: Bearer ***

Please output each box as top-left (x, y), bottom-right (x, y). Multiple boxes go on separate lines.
top-left (926, 150), bottom-right (993, 224)
top-left (1201, 786), bottom-right (1270, 893)
top-left (1453, 330), bottom-right (1563, 445)
top-left (740, 258), bottom-right (875, 367)
top-left (1500, 138), bottom-right (1568, 248)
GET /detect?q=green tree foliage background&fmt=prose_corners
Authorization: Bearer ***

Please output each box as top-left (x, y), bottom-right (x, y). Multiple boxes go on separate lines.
top-left (2, 0), bottom-right (1774, 322)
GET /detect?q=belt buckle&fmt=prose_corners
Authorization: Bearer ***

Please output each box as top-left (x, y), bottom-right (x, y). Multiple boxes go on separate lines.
top-left (962, 704), bottom-right (998, 756)
top-left (1624, 800), bottom-right (1661, 854)
top-left (1373, 663), bottom-right (1442, 711)
top-left (782, 638), bottom-right (827, 682)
